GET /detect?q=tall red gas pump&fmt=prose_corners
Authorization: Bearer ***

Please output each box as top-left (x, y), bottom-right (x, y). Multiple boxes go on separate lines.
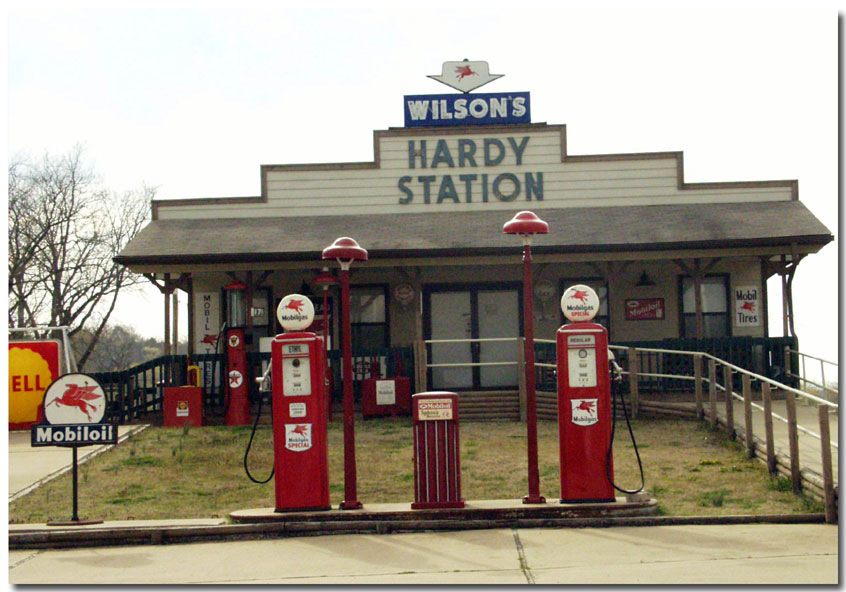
top-left (557, 284), bottom-right (615, 503)
top-left (224, 280), bottom-right (251, 426)
top-left (270, 294), bottom-right (330, 512)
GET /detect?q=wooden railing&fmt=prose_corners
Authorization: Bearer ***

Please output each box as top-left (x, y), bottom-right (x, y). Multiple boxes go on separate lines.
top-left (616, 345), bottom-right (838, 524)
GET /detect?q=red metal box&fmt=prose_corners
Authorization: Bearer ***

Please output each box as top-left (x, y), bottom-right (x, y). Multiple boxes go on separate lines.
top-left (163, 386), bottom-right (204, 427)
top-left (361, 376), bottom-right (412, 418)
top-left (411, 392), bottom-right (464, 509)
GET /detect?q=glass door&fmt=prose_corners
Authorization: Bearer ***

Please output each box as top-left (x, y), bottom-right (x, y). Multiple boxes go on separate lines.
top-left (425, 284), bottom-right (521, 391)
top-left (429, 291), bottom-right (473, 389)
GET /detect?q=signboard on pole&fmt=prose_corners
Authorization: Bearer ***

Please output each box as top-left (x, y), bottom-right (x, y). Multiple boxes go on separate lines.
top-left (9, 340), bottom-right (61, 429)
top-left (31, 373), bottom-right (117, 447)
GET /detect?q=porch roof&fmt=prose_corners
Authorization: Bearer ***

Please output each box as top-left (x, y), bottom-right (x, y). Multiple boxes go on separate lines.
top-left (115, 200), bottom-right (833, 267)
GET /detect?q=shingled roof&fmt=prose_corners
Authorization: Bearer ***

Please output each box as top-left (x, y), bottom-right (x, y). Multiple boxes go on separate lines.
top-left (115, 200), bottom-right (833, 267)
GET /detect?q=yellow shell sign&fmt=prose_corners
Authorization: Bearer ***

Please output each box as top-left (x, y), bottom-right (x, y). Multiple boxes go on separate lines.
top-left (8, 341), bottom-right (61, 428)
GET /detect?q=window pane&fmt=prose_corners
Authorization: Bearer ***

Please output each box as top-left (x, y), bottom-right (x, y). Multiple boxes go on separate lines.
top-left (682, 313), bottom-right (729, 338)
top-left (682, 278), bottom-right (727, 313)
top-left (351, 288), bottom-right (386, 323)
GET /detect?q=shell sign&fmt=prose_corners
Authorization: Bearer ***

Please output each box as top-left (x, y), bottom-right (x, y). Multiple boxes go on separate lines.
top-left (9, 341), bottom-right (61, 429)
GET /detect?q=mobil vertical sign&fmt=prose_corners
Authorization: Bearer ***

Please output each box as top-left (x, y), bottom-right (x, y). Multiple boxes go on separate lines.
top-left (9, 340), bottom-right (61, 429)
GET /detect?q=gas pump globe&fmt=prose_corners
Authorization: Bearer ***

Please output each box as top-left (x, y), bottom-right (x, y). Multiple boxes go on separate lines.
top-left (223, 280), bottom-right (251, 426)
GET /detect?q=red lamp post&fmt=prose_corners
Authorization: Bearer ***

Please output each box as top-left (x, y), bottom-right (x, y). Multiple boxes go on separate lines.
top-left (322, 237), bottom-right (368, 510)
top-left (503, 211), bottom-right (549, 504)
top-left (312, 268), bottom-right (339, 422)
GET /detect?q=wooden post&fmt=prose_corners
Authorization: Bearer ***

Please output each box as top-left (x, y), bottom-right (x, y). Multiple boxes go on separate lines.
top-left (783, 344), bottom-right (792, 384)
top-left (628, 347), bottom-right (639, 419)
top-left (742, 374), bottom-right (754, 458)
top-left (413, 340), bottom-right (427, 394)
top-left (762, 382), bottom-right (776, 473)
top-left (708, 359), bottom-right (717, 429)
top-left (785, 391), bottom-right (801, 493)
top-left (818, 405), bottom-right (837, 524)
top-left (693, 353), bottom-right (703, 419)
top-left (163, 274), bottom-right (171, 356)
top-left (723, 364), bottom-right (735, 438)
top-left (172, 290), bottom-right (179, 355)
top-left (517, 337), bottom-right (527, 422)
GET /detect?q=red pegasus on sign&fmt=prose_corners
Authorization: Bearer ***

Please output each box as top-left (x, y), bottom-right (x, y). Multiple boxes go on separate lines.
top-left (45, 384), bottom-right (103, 421)
top-left (576, 400), bottom-right (596, 413)
top-left (569, 289), bottom-right (589, 303)
top-left (740, 302), bottom-right (756, 312)
top-left (291, 424), bottom-right (309, 436)
top-left (283, 299), bottom-right (306, 313)
top-left (200, 334), bottom-right (218, 346)
top-left (455, 65), bottom-right (477, 80)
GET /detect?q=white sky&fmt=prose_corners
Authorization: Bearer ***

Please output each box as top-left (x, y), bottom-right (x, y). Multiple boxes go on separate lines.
top-left (7, 1), bottom-right (841, 372)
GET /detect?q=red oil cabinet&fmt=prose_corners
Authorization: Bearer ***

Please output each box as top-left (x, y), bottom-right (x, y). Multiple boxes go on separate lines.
top-left (362, 376), bottom-right (412, 418)
top-left (557, 322), bottom-right (615, 503)
top-left (163, 386), bottom-right (203, 427)
top-left (411, 392), bottom-right (464, 509)
top-left (270, 331), bottom-right (331, 512)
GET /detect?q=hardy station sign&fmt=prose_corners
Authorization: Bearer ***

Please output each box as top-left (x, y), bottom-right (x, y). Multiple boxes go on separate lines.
top-left (31, 373), bottom-right (117, 447)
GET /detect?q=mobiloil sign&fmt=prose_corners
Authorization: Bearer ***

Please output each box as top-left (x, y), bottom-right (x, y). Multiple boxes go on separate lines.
top-left (31, 373), bottom-right (117, 447)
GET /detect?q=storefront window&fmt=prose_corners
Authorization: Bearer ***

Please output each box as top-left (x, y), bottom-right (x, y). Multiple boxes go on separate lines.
top-left (350, 286), bottom-right (389, 350)
top-left (680, 275), bottom-right (730, 338)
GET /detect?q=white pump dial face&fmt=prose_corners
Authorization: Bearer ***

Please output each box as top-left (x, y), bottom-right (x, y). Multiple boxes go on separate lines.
top-left (282, 355), bottom-right (311, 396)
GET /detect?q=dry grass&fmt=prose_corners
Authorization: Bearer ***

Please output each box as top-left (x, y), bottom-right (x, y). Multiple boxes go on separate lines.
top-left (9, 416), bottom-right (822, 523)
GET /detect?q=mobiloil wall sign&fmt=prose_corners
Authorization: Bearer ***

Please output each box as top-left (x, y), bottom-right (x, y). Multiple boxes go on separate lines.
top-left (404, 60), bottom-right (530, 127)
top-left (31, 373), bottom-right (117, 447)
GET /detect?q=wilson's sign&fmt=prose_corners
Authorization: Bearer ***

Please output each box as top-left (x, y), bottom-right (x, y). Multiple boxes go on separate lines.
top-left (404, 92), bottom-right (530, 127)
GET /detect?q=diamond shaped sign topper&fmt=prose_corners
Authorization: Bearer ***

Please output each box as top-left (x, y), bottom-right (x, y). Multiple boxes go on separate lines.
top-left (427, 60), bottom-right (504, 93)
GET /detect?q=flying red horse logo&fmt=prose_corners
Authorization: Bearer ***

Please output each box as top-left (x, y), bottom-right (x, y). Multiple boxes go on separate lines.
top-left (455, 65), bottom-right (477, 81)
top-left (569, 289), bottom-right (589, 303)
top-left (740, 302), bottom-right (756, 312)
top-left (291, 424), bottom-right (309, 436)
top-left (576, 400), bottom-right (596, 413)
top-left (283, 299), bottom-right (306, 313)
top-left (46, 384), bottom-right (103, 421)
top-left (200, 334), bottom-right (218, 346)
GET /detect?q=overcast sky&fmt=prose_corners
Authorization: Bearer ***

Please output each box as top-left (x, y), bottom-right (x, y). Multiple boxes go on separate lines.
top-left (7, 1), bottom-right (840, 373)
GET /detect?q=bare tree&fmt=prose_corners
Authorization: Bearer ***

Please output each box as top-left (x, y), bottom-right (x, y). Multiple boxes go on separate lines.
top-left (8, 145), bottom-right (154, 368)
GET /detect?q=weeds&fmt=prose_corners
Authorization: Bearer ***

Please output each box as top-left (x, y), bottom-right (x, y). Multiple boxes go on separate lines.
top-left (699, 488), bottom-right (731, 507)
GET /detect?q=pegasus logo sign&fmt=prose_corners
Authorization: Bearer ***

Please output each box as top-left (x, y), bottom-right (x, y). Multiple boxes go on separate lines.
top-left (283, 299), bottom-right (306, 314)
top-left (571, 399), bottom-right (599, 426)
top-left (285, 423), bottom-right (313, 451)
top-left (428, 60), bottom-right (503, 93)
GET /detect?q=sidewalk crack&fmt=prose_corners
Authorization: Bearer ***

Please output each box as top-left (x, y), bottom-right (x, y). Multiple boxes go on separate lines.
top-left (512, 528), bottom-right (535, 584)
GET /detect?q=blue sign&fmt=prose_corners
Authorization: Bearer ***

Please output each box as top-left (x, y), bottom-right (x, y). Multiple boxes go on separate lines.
top-left (404, 92), bottom-right (531, 127)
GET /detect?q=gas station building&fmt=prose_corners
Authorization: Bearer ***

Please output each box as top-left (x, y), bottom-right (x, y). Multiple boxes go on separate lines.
top-left (116, 116), bottom-right (833, 405)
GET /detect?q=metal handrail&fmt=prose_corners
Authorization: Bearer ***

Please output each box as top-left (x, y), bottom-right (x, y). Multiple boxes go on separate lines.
top-left (785, 347), bottom-right (838, 402)
top-left (617, 344), bottom-right (837, 409)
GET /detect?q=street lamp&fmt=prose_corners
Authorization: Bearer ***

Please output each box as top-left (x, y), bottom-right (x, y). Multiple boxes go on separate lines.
top-left (312, 268), bottom-right (339, 422)
top-left (503, 211), bottom-right (549, 504)
top-left (322, 237), bottom-right (368, 510)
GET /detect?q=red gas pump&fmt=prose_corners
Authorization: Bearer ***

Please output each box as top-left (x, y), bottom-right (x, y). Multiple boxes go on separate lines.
top-left (270, 294), bottom-right (330, 512)
top-left (224, 280), bottom-right (251, 426)
top-left (557, 284), bottom-right (615, 503)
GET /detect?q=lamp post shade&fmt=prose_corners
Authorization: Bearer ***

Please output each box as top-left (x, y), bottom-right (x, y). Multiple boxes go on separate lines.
top-left (311, 268), bottom-right (339, 287)
top-left (322, 237), bottom-right (368, 262)
top-left (502, 211), bottom-right (549, 236)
